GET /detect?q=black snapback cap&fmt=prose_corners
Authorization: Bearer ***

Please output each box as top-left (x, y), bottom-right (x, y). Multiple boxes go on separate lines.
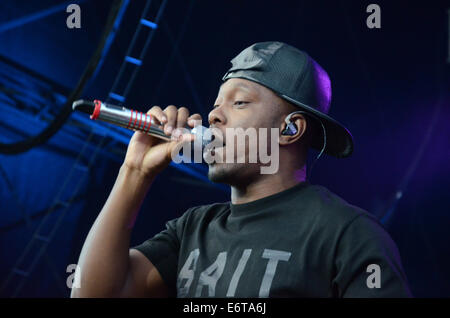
top-left (222, 41), bottom-right (353, 158)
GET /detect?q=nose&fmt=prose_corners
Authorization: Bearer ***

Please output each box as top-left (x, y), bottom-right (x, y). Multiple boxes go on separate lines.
top-left (208, 107), bottom-right (225, 126)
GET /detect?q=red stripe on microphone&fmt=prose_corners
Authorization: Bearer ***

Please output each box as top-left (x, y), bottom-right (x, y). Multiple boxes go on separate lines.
top-left (91, 100), bottom-right (102, 120)
top-left (127, 109), bottom-right (134, 128)
top-left (138, 112), bottom-right (142, 130)
top-left (133, 110), bottom-right (138, 128)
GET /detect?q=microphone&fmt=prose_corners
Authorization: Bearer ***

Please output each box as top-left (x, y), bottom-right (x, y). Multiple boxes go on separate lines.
top-left (72, 99), bottom-right (211, 147)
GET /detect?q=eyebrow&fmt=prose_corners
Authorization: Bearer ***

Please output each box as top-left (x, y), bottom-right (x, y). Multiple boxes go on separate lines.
top-left (219, 81), bottom-right (253, 93)
top-left (234, 82), bottom-right (252, 92)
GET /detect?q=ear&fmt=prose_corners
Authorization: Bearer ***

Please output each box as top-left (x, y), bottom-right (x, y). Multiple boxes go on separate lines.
top-left (279, 114), bottom-right (307, 146)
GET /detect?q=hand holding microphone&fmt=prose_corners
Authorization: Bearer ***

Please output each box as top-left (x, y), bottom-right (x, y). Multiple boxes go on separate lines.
top-left (73, 100), bottom-right (208, 177)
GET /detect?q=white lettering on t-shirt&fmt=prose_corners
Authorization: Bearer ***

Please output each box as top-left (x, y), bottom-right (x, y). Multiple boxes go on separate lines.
top-left (226, 249), bottom-right (252, 297)
top-left (177, 248), bottom-right (200, 297)
top-left (259, 249), bottom-right (291, 297)
top-left (177, 248), bottom-right (292, 297)
top-left (195, 252), bottom-right (227, 297)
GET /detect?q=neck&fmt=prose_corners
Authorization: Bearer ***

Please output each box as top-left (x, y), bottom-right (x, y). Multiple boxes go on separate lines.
top-left (230, 165), bottom-right (306, 204)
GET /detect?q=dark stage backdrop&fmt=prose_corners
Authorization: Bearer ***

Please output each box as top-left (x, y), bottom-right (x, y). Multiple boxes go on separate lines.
top-left (0, 0), bottom-right (448, 297)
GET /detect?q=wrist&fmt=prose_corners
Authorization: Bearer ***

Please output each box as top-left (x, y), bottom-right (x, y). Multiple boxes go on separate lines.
top-left (118, 164), bottom-right (156, 198)
top-left (121, 163), bottom-right (157, 183)
top-left (115, 163), bottom-right (155, 208)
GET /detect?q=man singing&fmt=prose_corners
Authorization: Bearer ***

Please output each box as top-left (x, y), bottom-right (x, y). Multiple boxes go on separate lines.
top-left (72, 42), bottom-right (412, 298)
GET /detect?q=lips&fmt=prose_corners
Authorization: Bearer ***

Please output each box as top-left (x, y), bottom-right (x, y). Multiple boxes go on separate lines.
top-left (202, 127), bottom-right (226, 162)
top-left (206, 129), bottom-right (225, 147)
top-left (203, 140), bottom-right (225, 164)
top-left (212, 131), bottom-right (225, 146)
top-left (204, 143), bottom-right (225, 156)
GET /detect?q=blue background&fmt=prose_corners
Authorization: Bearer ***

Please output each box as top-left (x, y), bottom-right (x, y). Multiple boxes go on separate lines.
top-left (0, 0), bottom-right (449, 297)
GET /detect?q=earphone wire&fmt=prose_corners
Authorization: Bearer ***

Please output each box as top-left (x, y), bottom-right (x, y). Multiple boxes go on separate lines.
top-left (307, 118), bottom-right (326, 180)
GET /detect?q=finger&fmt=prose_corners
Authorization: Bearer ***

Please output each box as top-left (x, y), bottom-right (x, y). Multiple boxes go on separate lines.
top-left (176, 107), bottom-right (189, 128)
top-left (146, 106), bottom-right (167, 125)
top-left (130, 130), bottom-right (163, 147)
top-left (180, 133), bottom-right (196, 142)
top-left (167, 134), bottom-right (196, 160)
top-left (187, 113), bottom-right (202, 127)
top-left (163, 105), bottom-right (177, 135)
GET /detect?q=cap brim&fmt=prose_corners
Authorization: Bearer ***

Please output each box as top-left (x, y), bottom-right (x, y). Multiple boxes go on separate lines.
top-left (281, 94), bottom-right (354, 158)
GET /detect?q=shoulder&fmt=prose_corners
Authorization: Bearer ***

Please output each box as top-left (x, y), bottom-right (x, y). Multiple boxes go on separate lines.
top-left (303, 184), bottom-right (373, 224)
top-left (307, 184), bottom-right (398, 250)
top-left (301, 184), bottom-right (403, 259)
top-left (296, 184), bottom-right (389, 242)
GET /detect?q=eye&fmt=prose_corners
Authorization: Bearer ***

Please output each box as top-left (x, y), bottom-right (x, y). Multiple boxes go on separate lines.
top-left (234, 101), bottom-right (248, 106)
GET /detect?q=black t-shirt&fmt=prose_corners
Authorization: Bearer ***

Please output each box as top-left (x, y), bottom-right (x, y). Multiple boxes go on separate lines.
top-left (133, 182), bottom-right (412, 298)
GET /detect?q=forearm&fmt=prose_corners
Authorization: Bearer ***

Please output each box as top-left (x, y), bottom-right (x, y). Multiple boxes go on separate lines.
top-left (71, 164), bottom-right (154, 297)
